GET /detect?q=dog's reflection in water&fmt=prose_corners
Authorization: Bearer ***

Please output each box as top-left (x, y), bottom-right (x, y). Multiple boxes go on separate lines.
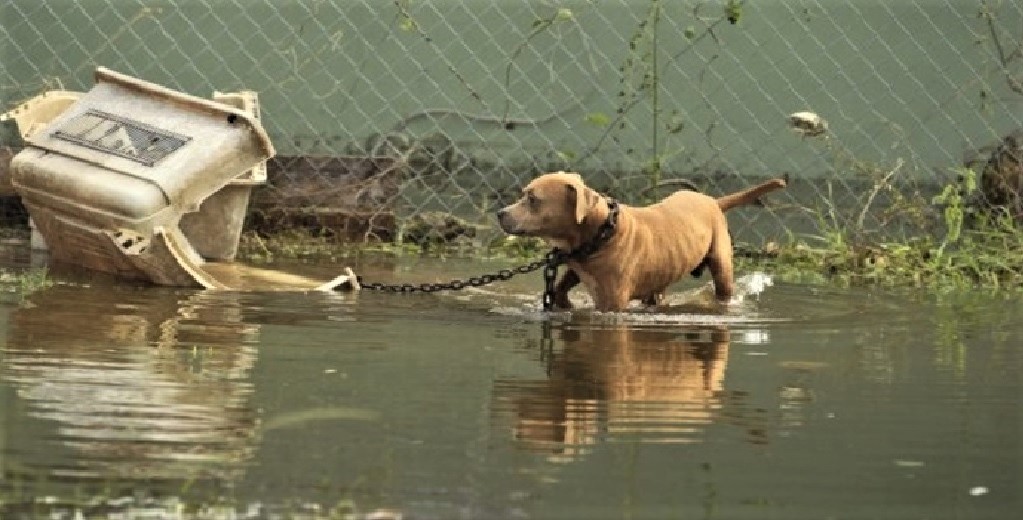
top-left (495, 323), bottom-right (730, 461)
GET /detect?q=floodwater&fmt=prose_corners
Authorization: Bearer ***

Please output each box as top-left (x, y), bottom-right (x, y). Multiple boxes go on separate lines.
top-left (0, 254), bottom-right (1020, 520)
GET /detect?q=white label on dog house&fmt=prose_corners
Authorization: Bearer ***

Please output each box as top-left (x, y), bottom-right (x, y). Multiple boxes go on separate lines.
top-left (52, 109), bottom-right (191, 166)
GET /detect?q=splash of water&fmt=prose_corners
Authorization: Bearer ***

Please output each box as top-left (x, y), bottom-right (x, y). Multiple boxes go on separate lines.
top-left (491, 271), bottom-right (782, 325)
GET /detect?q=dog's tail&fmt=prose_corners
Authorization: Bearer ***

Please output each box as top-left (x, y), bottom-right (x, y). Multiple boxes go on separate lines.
top-left (716, 177), bottom-right (788, 212)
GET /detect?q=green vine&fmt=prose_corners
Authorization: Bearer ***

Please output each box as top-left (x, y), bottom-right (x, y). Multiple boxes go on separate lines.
top-left (576, 1), bottom-right (741, 193)
top-left (392, 0), bottom-right (485, 106)
top-left (502, 8), bottom-right (576, 125)
top-left (725, 0), bottom-right (743, 25)
top-left (611, 0), bottom-right (667, 189)
top-left (978, 0), bottom-right (1023, 97)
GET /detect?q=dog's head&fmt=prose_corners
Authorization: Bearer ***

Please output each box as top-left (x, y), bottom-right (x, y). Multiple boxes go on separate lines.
top-left (497, 171), bottom-right (602, 242)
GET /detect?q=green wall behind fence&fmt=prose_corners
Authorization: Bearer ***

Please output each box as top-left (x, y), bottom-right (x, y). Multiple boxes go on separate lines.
top-left (2, 0), bottom-right (1021, 185)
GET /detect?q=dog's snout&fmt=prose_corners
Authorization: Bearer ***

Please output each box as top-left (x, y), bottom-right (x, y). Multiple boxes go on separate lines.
top-left (496, 206), bottom-right (519, 234)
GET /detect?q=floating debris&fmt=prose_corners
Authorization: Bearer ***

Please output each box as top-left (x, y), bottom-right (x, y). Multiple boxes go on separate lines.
top-left (788, 111), bottom-right (828, 137)
top-left (262, 407), bottom-right (381, 431)
top-left (894, 459), bottom-right (926, 468)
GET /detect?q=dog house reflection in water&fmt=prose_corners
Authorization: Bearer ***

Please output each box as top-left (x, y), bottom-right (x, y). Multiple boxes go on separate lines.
top-left (492, 325), bottom-right (733, 462)
top-left (0, 285), bottom-right (259, 482)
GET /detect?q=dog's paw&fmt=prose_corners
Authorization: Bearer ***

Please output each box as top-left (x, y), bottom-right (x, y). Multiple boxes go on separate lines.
top-left (553, 296), bottom-right (574, 310)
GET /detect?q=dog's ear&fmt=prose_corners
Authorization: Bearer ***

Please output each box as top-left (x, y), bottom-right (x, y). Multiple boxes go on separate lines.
top-left (566, 175), bottom-right (599, 224)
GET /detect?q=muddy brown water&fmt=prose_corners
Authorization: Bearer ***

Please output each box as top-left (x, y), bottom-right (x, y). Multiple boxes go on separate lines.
top-left (0, 255), bottom-right (1020, 519)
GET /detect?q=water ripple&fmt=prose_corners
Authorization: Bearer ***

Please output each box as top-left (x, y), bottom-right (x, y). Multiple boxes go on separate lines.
top-left (1, 284), bottom-right (259, 482)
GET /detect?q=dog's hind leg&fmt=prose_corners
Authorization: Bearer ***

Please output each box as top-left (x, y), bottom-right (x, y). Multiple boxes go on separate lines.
top-left (706, 254), bottom-right (735, 302)
top-left (692, 228), bottom-right (733, 279)
top-left (708, 257), bottom-right (734, 301)
top-left (707, 227), bottom-right (735, 302)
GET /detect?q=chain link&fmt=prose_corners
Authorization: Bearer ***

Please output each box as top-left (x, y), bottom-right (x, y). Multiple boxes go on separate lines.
top-left (542, 249), bottom-right (566, 311)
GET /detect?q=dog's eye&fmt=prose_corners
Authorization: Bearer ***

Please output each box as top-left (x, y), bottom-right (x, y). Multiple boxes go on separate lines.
top-left (527, 193), bottom-right (539, 206)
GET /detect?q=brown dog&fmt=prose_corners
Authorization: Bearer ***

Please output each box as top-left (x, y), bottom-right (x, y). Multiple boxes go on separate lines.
top-left (497, 171), bottom-right (786, 311)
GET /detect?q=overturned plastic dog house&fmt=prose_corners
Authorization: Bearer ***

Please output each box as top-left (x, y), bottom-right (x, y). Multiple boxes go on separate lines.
top-left (7, 67), bottom-right (355, 291)
top-left (179, 90), bottom-right (268, 262)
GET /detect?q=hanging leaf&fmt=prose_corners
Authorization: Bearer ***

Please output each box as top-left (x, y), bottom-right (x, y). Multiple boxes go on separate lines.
top-left (585, 112), bottom-right (611, 127)
top-left (726, 0), bottom-right (742, 25)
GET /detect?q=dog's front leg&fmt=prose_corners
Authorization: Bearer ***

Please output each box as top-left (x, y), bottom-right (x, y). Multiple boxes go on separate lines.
top-left (552, 269), bottom-right (580, 309)
top-left (593, 283), bottom-right (632, 312)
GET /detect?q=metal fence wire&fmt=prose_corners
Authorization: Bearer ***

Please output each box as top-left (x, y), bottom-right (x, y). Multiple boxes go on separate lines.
top-left (1, 0), bottom-right (1022, 250)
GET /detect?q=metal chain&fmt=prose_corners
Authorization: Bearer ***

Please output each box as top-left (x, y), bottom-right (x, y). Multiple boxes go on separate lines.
top-left (357, 256), bottom-right (552, 294)
top-left (356, 200), bottom-right (619, 312)
top-left (542, 249), bottom-right (567, 311)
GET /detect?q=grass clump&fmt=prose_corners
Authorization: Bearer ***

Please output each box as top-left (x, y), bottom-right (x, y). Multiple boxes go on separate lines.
top-left (753, 228), bottom-right (1023, 290)
top-left (749, 167), bottom-right (1023, 290)
top-left (0, 266), bottom-right (53, 299)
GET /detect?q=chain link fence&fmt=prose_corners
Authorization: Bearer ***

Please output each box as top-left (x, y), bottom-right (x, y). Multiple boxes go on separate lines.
top-left (1, 0), bottom-right (1021, 250)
